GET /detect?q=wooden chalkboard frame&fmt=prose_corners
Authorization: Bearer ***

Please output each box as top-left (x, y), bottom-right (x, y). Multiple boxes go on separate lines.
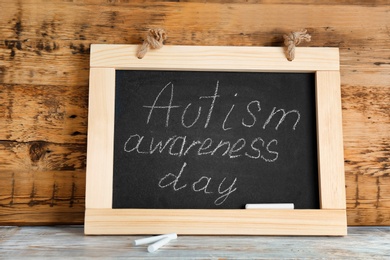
top-left (85, 44), bottom-right (346, 236)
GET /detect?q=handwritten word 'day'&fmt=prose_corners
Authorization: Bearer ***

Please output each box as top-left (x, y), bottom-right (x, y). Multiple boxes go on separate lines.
top-left (158, 162), bottom-right (237, 206)
top-left (143, 81), bottom-right (301, 131)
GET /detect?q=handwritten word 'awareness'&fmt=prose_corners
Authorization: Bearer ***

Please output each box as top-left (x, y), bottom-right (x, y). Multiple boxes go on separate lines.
top-left (124, 134), bottom-right (279, 162)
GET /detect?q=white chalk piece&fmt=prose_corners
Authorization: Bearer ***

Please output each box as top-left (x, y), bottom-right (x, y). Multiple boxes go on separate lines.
top-left (147, 237), bottom-right (173, 253)
top-left (245, 203), bottom-right (294, 209)
top-left (134, 233), bottom-right (177, 246)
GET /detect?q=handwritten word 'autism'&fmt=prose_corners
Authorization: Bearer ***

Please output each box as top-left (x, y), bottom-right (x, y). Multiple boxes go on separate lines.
top-left (143, 81), bottom-right (301, 131)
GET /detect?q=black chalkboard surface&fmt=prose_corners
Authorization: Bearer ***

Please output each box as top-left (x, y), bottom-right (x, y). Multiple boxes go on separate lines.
top-left (113, 70), bottom-right (318, 209)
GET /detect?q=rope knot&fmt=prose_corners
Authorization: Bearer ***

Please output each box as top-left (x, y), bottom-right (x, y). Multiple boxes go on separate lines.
top-left (283, 29), bottom-right (311, 61)
top-left (137, 28), bottom-right (167, 59)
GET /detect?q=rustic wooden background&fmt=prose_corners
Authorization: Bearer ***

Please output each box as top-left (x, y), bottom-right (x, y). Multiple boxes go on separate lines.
top-left (0, 0), bottom-right (389, 226)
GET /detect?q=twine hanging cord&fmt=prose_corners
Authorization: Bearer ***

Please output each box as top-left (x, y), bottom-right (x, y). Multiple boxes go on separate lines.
top-left (283, 29), bottom-right (311, 61)
top-left (137, 28), bottom-right (167, 59)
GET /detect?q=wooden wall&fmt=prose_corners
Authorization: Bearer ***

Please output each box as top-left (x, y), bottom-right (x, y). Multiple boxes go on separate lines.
top-left (0, 0), bottom-right (389, 226)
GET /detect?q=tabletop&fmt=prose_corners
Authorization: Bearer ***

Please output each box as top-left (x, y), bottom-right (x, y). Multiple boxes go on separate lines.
top-left (1, 226), bottom-right (389, 259)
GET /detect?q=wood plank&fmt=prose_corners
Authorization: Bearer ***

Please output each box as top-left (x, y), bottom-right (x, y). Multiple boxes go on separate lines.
top-left (91, 44), bottom-right (339, 71)
top-left (0, 171), bottom-right (85, 225)
top-left (86, 68), bottom-right (115, 209)
top-left (0, 141), bottom-right (86, 172)
top-left (315, 71), bottom-right (345, 209)
top-left (85, 209), bottom-right (347, 236)
top-left (346, 174), bottom-right (390, 225)
top-left (0, 171), bottom-right (85, 207)
top-left (1, 2), bottom-right (389, 87)
top-left (8, 0), bottom-right (388, 5)
top-left (0, 84), bottom-right (88, 144)
top-left (0, 0), bottom-right (389, 225)
top-left (342, 85), bottom-right (390, 177)
top-left (0, 206), bottom-right (85, 225)
top-left (342, 84), bottom-right (390, 225)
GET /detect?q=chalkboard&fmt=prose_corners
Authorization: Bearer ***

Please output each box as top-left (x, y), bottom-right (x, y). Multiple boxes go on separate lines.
top-left (85, 44), bottom-right (347, 236)
top-left (112, 70), bottom-right (319, 209)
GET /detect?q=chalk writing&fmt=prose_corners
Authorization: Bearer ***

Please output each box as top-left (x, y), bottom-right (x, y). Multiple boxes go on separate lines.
top-left (158, 162), bottom-right (237, 206)
top-left (142, 81), bottom-right (300, 131)
top-left (242, 100), bottom-right (261, 128)
top-left (199, 80), bottom-right (220, 128)
top-left (123, 134), bottom-right (279, 162)
top-left (123, 80), bottom-right (301, 206)
top-left (143, 82), bottom-right (181, 127)
top-left (158, 162), bottom-right (188, 191)
top-left (113, 70), bottom-right (319, 210)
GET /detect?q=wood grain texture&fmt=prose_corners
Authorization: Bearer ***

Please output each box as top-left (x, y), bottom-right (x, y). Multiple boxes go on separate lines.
top-left (90, 44), bottom-right (339, 71)
top-left (86, 68), bottom-right (115, 209)
top-left (0, 84), bottom-right (88, 144)
top-left (85, 209), bottom-right (347, 236)
top-left (1, 226), bottom-right (390, 258)
top-left (315, 71), bottom-right (346, 210)
top-left (0, 0), bottom-right (389, 225)
top-left (0, 171), bottom-right (85, 225)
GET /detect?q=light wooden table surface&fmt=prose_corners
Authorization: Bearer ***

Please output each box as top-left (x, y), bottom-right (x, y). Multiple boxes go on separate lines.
top-left (1, 226), bottom-right (389, 259)
top-left (1, 1), bottom-right (389, 228)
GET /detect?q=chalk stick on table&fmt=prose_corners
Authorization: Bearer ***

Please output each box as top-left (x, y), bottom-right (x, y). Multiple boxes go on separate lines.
top-left (245, 203), bottom-right (294, 209)
top-left (147, 237), bottom-right (173, 253)
top-left (134, 233), bottom-right (177, 246)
